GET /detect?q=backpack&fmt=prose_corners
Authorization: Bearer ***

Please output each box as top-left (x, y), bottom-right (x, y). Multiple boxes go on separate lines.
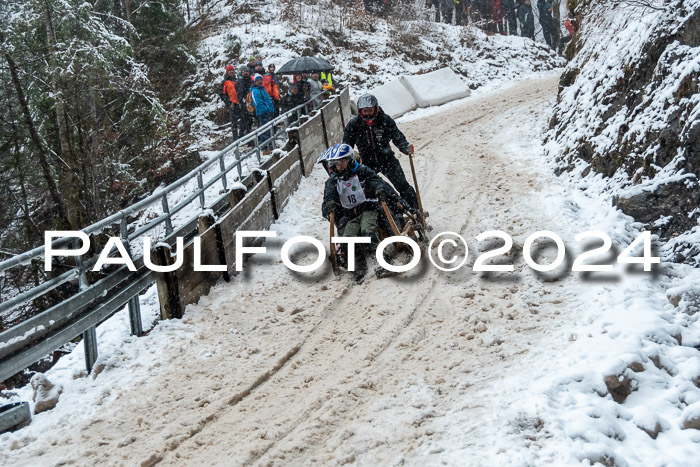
top-left (245, 90), bottom-right (256, 114)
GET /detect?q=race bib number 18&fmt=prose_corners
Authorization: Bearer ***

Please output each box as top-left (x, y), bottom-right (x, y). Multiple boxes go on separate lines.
top-left (338, 176), bottom-right (367, 209)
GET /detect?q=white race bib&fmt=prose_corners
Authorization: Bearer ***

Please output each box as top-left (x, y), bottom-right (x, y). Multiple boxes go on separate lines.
top-left (337, 175), bottom-right (368, 209)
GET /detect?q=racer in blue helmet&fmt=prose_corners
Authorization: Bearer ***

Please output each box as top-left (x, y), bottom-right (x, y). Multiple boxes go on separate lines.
top-left (320, 143), bottom-right (412, 282)
top-left (318, 143), bottom-right (361, 176)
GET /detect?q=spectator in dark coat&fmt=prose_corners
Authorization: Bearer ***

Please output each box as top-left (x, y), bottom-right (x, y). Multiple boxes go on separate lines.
top-left (455, 0), bottom-right (469, 25)
top-left (538, 1), bottom-right (554, 48)
top-left (282, 83), bottom-right (307, 113)
top-left (236, 66), bottom-right (254, 135)
top-left (268, 64), bottom-right (280, 85)
top-left (246, 56), bottom-right (257, 74)
top-left (503, 0), bottom-right (518, 35)
top-left (294, 72), bottom-right (312, 99)
top-left (342, 96), bottom-right (418, 211)
top-left (518, 0), bottom-right (535, 39)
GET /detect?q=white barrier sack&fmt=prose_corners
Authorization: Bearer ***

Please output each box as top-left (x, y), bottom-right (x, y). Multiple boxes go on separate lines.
top-left (370, 79), bottom-right (418, 118)
top-left (400, 67), bottom-right (471, 108)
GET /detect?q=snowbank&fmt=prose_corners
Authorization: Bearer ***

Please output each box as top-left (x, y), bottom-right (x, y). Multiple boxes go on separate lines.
top-left (400, 67), bottom-right (471, 108)
top-left (369, 68), bottom-right (472, 118)
top-left (371, 78), bottom-right (418, 118)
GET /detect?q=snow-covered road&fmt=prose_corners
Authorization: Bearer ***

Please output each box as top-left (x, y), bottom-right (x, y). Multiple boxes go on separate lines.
top-left (5, 73), bottom-right (697, 466)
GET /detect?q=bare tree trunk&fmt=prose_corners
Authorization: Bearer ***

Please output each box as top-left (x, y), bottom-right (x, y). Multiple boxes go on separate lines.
top-left (122, 0), bottom-right (135, 44)
top-left (2, 32), bottom-right (71, 230)
top-left (44, 0), bottom-right (82, 228)
top-left (87, 80), bottom-right (103, 218)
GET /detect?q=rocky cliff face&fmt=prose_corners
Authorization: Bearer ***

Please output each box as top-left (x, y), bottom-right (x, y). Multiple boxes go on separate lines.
top-left (546, 0), bottom-right (700, 265)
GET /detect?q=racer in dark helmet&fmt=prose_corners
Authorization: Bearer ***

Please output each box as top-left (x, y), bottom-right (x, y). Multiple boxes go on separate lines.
top-left (343, 94), bottom-right (419, 211)
top-left (357, 94), bottom-right (379, 125)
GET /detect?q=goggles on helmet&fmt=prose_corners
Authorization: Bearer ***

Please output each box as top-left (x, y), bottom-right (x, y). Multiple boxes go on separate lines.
top-left (358, 106), bottom-right (378, 119)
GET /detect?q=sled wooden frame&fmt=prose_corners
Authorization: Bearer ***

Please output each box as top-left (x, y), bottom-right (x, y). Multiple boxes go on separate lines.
top-left (380, 201), bottom-right (428, 253)
top-left (329, 212), bottom-right (340, 277)
top-left (407, 149), bottom-right (428, 229)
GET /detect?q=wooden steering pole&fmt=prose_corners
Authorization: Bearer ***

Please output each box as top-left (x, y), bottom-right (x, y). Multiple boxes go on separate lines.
top-left (329, 211), bottom-right (340, 276)
top-left (407, 145), bottom-right (426, 227)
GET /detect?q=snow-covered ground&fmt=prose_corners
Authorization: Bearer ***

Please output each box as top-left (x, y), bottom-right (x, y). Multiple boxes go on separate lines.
top-left (2, 71), bottom-right (698, 466)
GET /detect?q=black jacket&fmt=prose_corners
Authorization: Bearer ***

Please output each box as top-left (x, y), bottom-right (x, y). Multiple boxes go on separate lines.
top-left (322, 165), bottom-right (408, 222)
top-left (518, 3), bottom-right (535, 38)
top-left (235, 77), bottom-right (252, 106)
top-left (282, 91), bottom-right (307, 113)
top-left (342, 107), bottom-right (411, 172)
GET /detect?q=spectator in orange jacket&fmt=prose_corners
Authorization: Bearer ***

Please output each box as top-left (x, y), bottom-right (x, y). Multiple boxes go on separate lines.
top-left (221, 65), bottom-right (242, 139)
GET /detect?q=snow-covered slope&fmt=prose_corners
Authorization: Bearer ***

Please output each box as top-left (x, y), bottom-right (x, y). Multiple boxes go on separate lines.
top-left (179, 0), bottom-right (564, 148)
top-left (546, 0), bottom-right (700, 266)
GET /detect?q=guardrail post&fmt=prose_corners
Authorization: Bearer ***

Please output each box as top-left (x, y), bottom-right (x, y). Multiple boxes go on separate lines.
top-left (73, 238), bottom-right (89, 291)
top-left (197, 170), bottom-right (205, 208)
top-left (161, 195), bottom-right (174, 236)
top-left (198, 213), bottom-right (229, 282)
top-left (152, 244), bottom-right (182, 320)
top-left (235, 145), bottom-right (243, 180)
top-left (127, 295), bottom-right (143, 336)
top-left (121, 217), bottom-right (143, 337)
top-left (319, 106), bottom-right (330, 148)
top-left (219, 156), bottom-right (227, 191)
top-left (83, 326), bottom-right (98, 374)
top-left (255, 130), bottom-right (262, 162)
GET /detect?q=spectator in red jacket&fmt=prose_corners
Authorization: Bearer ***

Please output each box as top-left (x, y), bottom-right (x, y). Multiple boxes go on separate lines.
top-left (263, 71), bottom-right (280, 116)
top-left (491, 0), bottom-right (505, 34)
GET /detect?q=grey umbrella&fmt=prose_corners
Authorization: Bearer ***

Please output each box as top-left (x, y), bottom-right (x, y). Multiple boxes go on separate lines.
top-left (277, 56), bottom-right (334, 75)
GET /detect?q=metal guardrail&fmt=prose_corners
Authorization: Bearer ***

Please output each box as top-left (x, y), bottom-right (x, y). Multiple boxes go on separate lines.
top-left (0, 402), bottom-right (31, 433)
top-left (0, 89), bottom-right (343, 383)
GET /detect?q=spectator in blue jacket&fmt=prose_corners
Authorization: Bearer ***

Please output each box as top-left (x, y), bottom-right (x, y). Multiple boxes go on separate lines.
top-left (251, 74), bottom-right (275, 150)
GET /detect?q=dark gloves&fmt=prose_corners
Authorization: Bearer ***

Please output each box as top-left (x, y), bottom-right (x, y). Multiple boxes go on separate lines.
top-left (400, 144), bottom-right (413, 156)
top-left (397, 201), bottom-right (418, 216)
top-left (325, 200), bottom-right (337, 213)
top-left (376, 190), bottom-right (387, 202)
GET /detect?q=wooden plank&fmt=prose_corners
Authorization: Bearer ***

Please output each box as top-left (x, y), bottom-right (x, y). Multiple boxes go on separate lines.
top-left (173, 227), bottom-right (223, 310)
top-left (339, 87), bottom-right (352, 129)
top-left (272, 160), bottom-right (303, 212)
top-left (268, 152), bottom-right (297, 184)
top-left (298, 113), bottom-right (325, 177)
top-left (321, 99), bottom-right (344, 147)
top-left (219, 177), bottom-right (269, 244)
top-left (222, 197), bottom-right (276, 274)
top-left (152, 245), bottom-right (182, 320)
top-left (260, 152), bottom-right (282, 171)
